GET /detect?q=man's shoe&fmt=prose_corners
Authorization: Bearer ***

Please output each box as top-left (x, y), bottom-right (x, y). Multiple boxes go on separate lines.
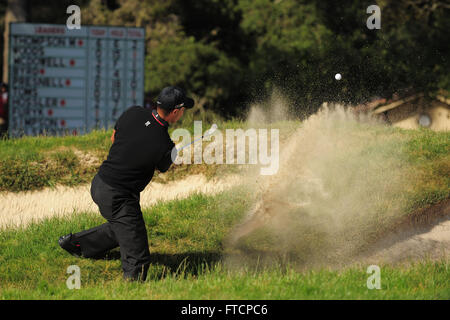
top-left (58, 233), bottom-right (82, 257)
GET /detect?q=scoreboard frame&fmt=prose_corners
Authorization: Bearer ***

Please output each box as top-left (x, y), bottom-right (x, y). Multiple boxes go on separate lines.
top-left (8, 22), bottom-right (145, 138)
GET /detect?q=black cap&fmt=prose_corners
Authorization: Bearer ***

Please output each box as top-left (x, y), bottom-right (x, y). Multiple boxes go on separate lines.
top-left (156, 86), bottom-right (194, 111)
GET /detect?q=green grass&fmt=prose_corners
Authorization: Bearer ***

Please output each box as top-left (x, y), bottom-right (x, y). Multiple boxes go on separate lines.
top-left (0, 188), bottom-right (448, 299)
top-left (0, 129), bottom-right (111, 191)
top-left (1, 120), bottom-right (449, 197)
top-left (0, 119), bottom-right (255, 191)
top-left (0, 188), bottom-right (249, 298)
top-left (2, 261), bottom-right (449, 300)
top-left (0, 116), bottom-right (448, 299)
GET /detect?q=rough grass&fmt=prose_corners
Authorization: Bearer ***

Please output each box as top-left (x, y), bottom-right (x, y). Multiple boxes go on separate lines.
top-left (1, 111), bottom-right (448, 299)
top-left (403, 129), bottom-right (450, 209)
top-left (0, 122), bottom-right (243, 191)
top-left (0, 120), bottom-right (448, 199)
top-left (224, 122), bottom-right (449, 267)
top-left (0, 188), bottom-right (448, 300)
top-left (0, 130), bottom-right (109, 192)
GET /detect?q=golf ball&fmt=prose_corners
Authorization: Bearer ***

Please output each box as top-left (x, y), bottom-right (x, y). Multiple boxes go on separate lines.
top-left (335, 73), bottom-right (342, 80)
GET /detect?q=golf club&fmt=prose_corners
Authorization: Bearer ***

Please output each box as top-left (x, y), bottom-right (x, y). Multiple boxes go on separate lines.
top-left (171, 124), bottom-right (218, 161)
top-left (177, 123), bottom-right (218, 151)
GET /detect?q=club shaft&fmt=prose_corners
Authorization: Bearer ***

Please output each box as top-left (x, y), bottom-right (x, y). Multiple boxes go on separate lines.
top-left (178, 135), bottom-right (206, 151)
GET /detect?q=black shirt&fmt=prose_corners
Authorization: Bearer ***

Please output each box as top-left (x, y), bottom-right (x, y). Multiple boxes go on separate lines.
top-left (98, 106), bottom-right (175, 194)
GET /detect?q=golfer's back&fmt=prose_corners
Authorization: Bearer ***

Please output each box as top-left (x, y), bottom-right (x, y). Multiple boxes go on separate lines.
top-left (98, 106), bottom-right (174, 194)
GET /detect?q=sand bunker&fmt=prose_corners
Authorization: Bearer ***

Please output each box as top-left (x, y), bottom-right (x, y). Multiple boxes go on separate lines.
top-left (363, 200), bottom-right (450, 264)
top-left (226, 98), bottom-right (449, 266)
top-left (0, 174), bottom-right (241, 228)
top-left (366, 219), bottom-right (450, 263)
top-left (1, 93), bottom-right (448, 265)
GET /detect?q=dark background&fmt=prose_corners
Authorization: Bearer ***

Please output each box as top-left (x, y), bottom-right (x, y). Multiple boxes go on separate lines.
top-left (1, 0), bottom-right (449, 118)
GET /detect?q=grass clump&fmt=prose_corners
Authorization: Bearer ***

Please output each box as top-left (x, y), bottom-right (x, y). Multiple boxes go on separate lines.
top-left (0, 187), bottom-right (448, 299)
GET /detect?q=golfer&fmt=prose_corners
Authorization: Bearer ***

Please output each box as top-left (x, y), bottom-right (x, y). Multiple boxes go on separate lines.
top-left (58, 86), bottom-right (194, 281)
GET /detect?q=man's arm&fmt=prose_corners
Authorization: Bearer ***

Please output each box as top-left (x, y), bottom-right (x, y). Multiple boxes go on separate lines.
top-left (156, 141), bottom-right (175, 173)
top-left (111, 129), bottom-right (116, 143)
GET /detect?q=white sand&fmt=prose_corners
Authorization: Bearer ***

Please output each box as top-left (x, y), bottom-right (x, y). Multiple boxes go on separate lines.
top-left (0, 174), bottom-right (241, 228)
top-left (365, 219), bottom-right (450, 263)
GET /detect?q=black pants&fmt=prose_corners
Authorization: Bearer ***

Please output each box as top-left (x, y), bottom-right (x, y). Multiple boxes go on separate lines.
top-left (73, 174), bottom-right (150, 281)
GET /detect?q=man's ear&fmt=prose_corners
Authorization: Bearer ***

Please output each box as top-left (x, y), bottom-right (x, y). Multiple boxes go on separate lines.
top-left (170, 109), bottom-right (182, 118)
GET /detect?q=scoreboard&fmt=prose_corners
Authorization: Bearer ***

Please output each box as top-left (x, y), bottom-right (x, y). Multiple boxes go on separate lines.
top-left (8, 23), bottom-right (145, 137)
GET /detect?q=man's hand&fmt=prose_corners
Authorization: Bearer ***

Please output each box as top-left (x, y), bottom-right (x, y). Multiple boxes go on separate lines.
top-left (156, 141), bottom-right (175, 173)
top-left (111, 129), bottom-right (116, 143)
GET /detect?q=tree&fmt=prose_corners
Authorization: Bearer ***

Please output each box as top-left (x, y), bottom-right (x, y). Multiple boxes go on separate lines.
top-left (2, 0), bottom-right (448, 117)
top-left (82, 0), bottom-right (244, 114)
top-left (237, 0), bottom-right (332, 114)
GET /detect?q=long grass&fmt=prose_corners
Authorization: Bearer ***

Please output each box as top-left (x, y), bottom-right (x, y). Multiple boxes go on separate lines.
top-left (1, 120), bottom-right (449, 197)
top-left (0, 116), bottom-right (448, 299)
top-left (0, 188), bottom-right (448, 299)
